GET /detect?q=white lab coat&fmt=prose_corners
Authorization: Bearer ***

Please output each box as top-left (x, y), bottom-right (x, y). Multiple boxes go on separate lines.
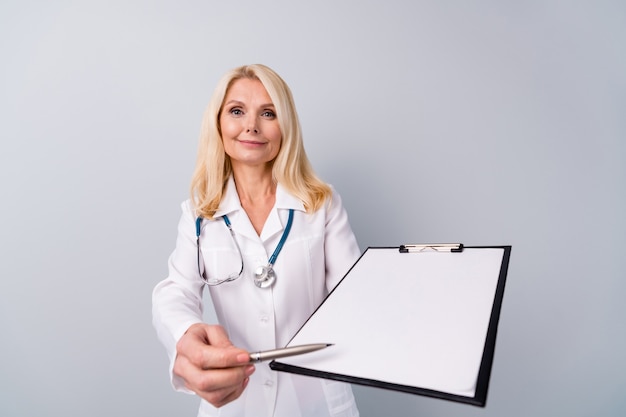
top-left (152, 177), bottom-right (361, 417)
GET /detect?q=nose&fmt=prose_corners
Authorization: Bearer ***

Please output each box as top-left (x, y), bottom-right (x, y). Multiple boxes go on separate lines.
top-left (246, 117), bottom-right (259, 134)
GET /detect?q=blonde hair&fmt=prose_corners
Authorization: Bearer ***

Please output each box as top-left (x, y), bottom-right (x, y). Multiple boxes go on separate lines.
top-left (190, 64), bottom-right (331, 219)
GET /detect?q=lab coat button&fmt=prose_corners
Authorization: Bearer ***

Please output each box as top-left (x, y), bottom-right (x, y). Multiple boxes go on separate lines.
top-left (264, 380), bottom-right (274, 387)
top-left (260, 315), bottom-right (269, 323)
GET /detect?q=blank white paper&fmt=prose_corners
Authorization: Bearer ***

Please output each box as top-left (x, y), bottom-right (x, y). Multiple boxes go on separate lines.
top-left (275, 247), bottom-right (505, 398)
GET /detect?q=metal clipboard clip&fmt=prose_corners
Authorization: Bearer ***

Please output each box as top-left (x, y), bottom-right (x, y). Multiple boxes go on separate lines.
top-left (399, 243), bottom-right (464, 253)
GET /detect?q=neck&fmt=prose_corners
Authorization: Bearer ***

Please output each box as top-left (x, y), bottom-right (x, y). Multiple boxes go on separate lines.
top-left (231, 164), bottom-right (276, 207)
top-left (231, 164), bottom-right (276, 235)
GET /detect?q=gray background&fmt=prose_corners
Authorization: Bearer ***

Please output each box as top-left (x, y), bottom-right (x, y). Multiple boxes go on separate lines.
top-left (1, 1), bottom-right (624, 416)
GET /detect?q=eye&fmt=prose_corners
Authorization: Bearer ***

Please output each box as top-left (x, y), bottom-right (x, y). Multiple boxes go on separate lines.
top-left (261, 110), bottom-right (276, 119)
top-left (229, 107), bottom-right (243, 116)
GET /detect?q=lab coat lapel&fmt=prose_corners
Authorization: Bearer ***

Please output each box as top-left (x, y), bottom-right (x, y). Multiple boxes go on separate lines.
top-left (260, 183), bottom-right (305, 242)
top-left (260, 209), bottom-right (282, 242)
top-left (213, 177), bottom-right (259, 242)
top-left (214, 177), bottom-right (305, 243)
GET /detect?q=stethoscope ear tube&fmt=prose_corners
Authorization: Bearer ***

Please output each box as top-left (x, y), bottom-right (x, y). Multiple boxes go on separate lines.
top-left (195, 210), bottom-right (293, 288)
top-left (195, 217), bottom-right (203, 238)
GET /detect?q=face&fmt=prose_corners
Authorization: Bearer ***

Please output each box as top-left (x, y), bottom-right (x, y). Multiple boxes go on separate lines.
top-left (219, 78), bottom-right (282, 170)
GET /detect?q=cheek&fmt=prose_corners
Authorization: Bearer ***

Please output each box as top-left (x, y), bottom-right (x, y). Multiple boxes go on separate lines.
top-left (267, 124), bottom-right (283, 143)
top-left (220, 119), bottom-right (239, 138)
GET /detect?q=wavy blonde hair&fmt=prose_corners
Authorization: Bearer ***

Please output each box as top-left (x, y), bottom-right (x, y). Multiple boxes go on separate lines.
top-left (190, 64), bottom-right (331, 219)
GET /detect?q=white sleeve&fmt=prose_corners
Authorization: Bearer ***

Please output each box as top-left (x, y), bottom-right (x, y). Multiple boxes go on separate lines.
top-left (324, 187), bottom-right (361, 291)
top-left (152, 200), bottom-right (204, 393)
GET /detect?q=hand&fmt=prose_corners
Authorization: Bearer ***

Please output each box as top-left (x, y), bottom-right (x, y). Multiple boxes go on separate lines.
top-left (173, 323), bottom-right (255, 408)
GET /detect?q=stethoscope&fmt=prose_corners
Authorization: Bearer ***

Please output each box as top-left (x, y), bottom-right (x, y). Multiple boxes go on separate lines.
top-left (196, 209), bottom-right (294, 288)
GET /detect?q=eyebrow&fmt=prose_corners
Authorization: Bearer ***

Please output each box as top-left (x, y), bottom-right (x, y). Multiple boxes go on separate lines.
top-left (223, 100), bottom-right (275, 108)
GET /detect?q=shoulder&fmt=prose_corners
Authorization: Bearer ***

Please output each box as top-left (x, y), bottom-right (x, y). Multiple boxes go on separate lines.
top-left (325, 184), bottom-right (348, 210)
top-left (310, 184), bottom-right (352, 228)
top-left (180, 199), bottom-right (195, 217)
top-left (178, 199), bottom-right (205, 230)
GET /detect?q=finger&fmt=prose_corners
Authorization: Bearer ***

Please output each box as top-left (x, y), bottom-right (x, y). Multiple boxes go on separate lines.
top-left (196, 365), bottom-right (254, 401)
top-left (176, 355), bottom-right (255, 407)
top-left (202, 325), bottom-right (236, 348)
top-left (204, 377), bottom-right (249, 409)
top-left (175, 352), bottom-right (252, 389)
top-left (178, 325), bottom-right (250, 369)
top-left (179, 341), bottom-right (250, 370)
top-left (181, 323), bottom-right (231, 347)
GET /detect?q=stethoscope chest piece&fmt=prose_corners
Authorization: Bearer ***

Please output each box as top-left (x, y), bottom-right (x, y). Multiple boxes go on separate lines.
top-left (253, 265), bottom-right (276, 288)
top-left (198, 208), bottom-right (294, 289)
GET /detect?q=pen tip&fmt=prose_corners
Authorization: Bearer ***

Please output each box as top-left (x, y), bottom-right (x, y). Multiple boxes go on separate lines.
top-left (326, 343), bottom-right (334, 347)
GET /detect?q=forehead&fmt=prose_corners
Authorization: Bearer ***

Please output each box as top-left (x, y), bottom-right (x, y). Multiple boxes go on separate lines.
top-left (224, 78), bottom-right (273, 104)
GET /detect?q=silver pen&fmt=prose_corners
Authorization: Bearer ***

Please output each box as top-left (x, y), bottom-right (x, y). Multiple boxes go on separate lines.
top-left (249, 343), bottom-right (333, 363)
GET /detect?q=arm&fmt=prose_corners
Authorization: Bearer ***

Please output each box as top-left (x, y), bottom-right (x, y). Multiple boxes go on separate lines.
top-left (324, 188), bottom-right (361, 290)
top-left (152, 201), bottom-right (254, 407)
top-left (152, 201), bottom-right (206, 378)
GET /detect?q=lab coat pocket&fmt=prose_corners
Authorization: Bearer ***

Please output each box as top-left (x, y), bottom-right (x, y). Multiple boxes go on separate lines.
top-left (199, 244), bottom-right (243, 285)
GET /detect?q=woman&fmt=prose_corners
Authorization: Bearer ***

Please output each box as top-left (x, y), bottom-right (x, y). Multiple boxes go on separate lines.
top-left (152, 64), bottom-right (361, 417)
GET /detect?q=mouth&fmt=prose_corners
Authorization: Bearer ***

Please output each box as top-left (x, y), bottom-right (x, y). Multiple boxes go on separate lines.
top-left (237, 138), bottom-right (267, 146)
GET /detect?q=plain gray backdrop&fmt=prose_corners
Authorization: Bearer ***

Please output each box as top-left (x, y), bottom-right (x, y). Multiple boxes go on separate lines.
top-left (1, 1), bottom-right (624, 416)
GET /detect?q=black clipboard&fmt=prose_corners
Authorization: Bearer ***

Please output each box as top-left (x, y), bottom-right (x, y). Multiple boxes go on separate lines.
top-left (271, 245), bottom-right (511, 407)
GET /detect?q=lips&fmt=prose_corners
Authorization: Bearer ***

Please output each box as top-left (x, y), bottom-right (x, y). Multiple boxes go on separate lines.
top-left (237, 138), bottom-right (266, 145)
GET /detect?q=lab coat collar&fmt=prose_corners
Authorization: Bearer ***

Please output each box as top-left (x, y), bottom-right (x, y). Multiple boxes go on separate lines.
top-left (214, 176), bottom-right (305, 242)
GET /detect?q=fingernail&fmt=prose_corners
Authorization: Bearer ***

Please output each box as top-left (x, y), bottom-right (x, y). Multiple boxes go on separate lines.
top-left (245, 365), bottom-right (255, 376)
top-left (237, 353), bottom-right (250, 363)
